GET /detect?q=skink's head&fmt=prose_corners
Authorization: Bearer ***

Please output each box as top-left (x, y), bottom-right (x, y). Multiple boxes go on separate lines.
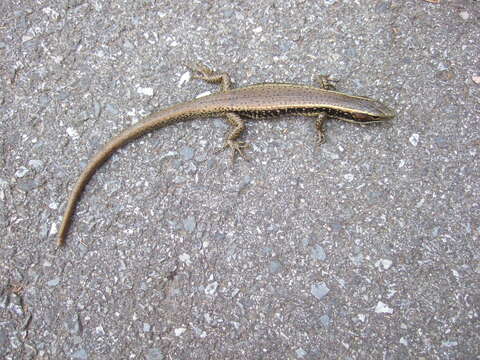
top-left (339, 95), bottom-right (395, 124)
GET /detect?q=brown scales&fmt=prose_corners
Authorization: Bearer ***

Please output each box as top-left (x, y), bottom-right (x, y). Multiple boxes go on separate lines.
top-left (57, 65), bottom-right (394, 246)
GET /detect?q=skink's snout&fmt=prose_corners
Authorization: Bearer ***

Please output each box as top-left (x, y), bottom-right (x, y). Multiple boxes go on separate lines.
top-left (377, 102), bottom-right (395, 120)
top-left (350, 98), bottom-right (395, 123)
top-left (369, 98), bottom-right (395, 120)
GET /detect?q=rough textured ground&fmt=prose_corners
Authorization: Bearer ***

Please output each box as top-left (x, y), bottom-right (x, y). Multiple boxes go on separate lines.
top-left (1, 1), bottom-right (479, 359)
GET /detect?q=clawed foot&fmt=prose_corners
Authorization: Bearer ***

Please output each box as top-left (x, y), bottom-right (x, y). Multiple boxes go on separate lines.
top-left (315, 132), bottom-right (326, 146)
top-left (315, 75), bottom-right (339, 91)
top-left (216, 140), bottom-right (250, 163)
top-left (187, 62), bottom-right (232, 91)
top-left (315, 113), bottom-right (328, 147)
top-left (187, 62), bottom-right (215, 81)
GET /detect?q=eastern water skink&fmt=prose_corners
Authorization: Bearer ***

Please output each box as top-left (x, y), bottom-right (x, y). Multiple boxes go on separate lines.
top-left (57, 65), bottom-right (394, 246)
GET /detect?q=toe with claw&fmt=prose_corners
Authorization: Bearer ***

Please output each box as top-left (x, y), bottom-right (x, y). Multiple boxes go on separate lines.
top-left (216, 140), bottom-right (250, 163)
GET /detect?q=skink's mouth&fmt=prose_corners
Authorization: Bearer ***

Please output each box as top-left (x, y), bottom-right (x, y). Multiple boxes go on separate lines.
top-left (350, 99), bottom-right (395, 123)
top-left (349, 111), bottom-right (394, 123)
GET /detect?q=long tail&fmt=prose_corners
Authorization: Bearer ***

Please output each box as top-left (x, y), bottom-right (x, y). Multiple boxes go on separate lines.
top-left (57, 109), bottom-right (191, 247)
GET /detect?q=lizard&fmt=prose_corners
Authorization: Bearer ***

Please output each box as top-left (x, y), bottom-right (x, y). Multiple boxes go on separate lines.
top-left (57, 64), bottom-right (394, 246)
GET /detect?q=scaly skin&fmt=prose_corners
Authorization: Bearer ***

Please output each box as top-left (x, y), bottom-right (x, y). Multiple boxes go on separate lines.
top-left (57, 65), bottom-right (394, 246)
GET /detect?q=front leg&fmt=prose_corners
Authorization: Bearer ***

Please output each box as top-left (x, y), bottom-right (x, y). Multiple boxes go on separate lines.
top-left (188, 63), bottom-right (233, 91)
top-left (315, 74), bottom-right (338, 91)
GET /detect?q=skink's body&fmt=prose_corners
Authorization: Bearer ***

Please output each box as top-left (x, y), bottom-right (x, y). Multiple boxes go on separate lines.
top-left (57, 66), bottom-right (394, 246)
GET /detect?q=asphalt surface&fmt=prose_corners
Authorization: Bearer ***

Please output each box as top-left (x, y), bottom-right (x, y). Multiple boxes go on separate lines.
top-left (1, 1), bottom-right (479, 359)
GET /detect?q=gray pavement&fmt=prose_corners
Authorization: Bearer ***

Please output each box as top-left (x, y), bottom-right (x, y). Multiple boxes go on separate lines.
top-left (1, 1), bottom-right (479, 359)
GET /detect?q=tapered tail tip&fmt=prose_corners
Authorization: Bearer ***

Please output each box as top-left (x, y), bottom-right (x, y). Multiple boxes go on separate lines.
top-left (57, 229), bottom-right (66, 247)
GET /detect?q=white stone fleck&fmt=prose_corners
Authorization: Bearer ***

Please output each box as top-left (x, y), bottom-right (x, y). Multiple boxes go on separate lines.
top-left (409, 133), bottom-right (419, 146)
top-left (49, 222), bottom-right (58, 235)
top-left (196, 90), bottom-right (212, 99)
top-left (296, 348), bottom-right (307, 358)
top-left (375, 259), bottom-right (393, 270)
top-left (71, 349), bottom-right (88, 360)
top-left (28, 159), bottom-right (44, 169)
top-left (126, 109), bottom-right (137, 118)
top-left (204, 313), bottom-right (212, 324)
top-left (375, 301), bottom-right (393, 314)
top-left (441, 340), bottom-right (458, 347)
top-left (416, 198), bottom-right (425, 208)
top-left (322, 149), bottom-right (340, 160)
top-left (52, 55), bottom-right (63, 64)
top-left (459, 11), bottom-right (469, 20)
top-left (157, 151), bottom-right (178, 162)
top-left (311, 282), bottom-right (330, 300)
top-left (15, 167), bottom-right (29, 178)
top-left (137, 87), bottom-right (154, 96)
top-left (174, 327), bottom-right (186, 336)
top-left (320, 314), bottom-right (330, 327)
top-left (66, 127), bottom-right (79, 140)
top-left (47, 277), bottom-right (60, 286)
top-left (253, 26), bottom-right (263, 34)
top-left (179, 253), bottom-right (191, 265)
top-left (351, 253), bottom-right (363, 265)
top-left (193, 326), bottom-right (207, 338)
top-left (387, 289), bottom-right (397, 298)
top-left (42, 7), bottom-right (59, 19)
top-left (400, 337), bottom-right (408, 346)
top-left (179, 71), bottom-right (191, 87)
top-left (205, 281), bottom-right (219, 296)
top-left (437, 62), bottom-right (448, 71)
top-left (344, 173), bottom-right (354, 182)
top-left (311, 244), bottom-right (326, 261)
top-left (357, 313), bottom-right (366, 322)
